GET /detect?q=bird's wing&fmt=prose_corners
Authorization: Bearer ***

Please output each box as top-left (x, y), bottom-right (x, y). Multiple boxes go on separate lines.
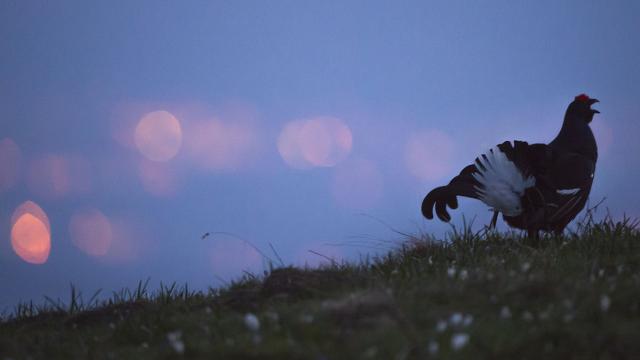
top-left (546, 188), bottom-right (589, 224)
top-left (548, 151), bottom-right (595, 190)
top-left (544, 151), bottom-right (595, 224)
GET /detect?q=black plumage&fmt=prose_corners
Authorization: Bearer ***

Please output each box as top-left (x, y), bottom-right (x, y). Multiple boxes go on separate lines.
top-left (421, 94), bottom-right (600, 238)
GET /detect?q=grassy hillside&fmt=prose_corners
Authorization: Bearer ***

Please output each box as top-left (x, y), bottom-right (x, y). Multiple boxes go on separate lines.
top-left (2, 216), bottom-right (640, 359)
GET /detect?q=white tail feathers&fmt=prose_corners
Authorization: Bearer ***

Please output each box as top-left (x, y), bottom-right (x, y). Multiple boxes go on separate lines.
top-left (472, 146), bottom-right (535, 216)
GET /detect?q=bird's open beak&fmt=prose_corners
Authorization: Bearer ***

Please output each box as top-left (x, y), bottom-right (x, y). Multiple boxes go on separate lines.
top-left (589, 98), bottom-right (600, 113)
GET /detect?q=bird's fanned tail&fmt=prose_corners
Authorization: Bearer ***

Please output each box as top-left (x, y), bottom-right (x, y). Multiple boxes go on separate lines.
top-left (422, 141), bottom-right (537, 222)
top-left (421, 164), bottom-right (481, 222)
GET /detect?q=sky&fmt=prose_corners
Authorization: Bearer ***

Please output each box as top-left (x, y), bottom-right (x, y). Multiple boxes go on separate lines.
top-left (1, 1), bottom-right (639, 310)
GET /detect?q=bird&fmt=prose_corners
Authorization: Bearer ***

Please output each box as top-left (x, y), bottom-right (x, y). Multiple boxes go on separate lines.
top-left (421, 94), bottom-right (600, 241)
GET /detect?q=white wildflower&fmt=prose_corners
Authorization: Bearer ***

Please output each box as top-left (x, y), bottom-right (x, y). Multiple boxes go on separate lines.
top-left (449, 312), bottom-right (463, 326)
top-left (436, 320), bottom-right (448, 332)
top-left (244, 313), bottom-right (260, 332)
top-left (600, 294), bottom-right (611, 312)
top-left (598, 269), bottom-right (605, 277)
top-left (499, 306), bottom-right (511, 319)
top-left (450, 333), bottom-right (470, 351)
top-left (167, 331), bottom-right (185, 354)
top-left (428, 340), bottom-right (439, 355)
top-left (462, 314), bottom-right (473, 327)
top-left (447, 267), bottom-right (457, 278)
top-left (459, 269), bottom-right (468, 280)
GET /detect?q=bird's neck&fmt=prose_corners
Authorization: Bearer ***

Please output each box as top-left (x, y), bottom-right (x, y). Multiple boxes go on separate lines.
top-left (550, 117), bottom-right (598, 161)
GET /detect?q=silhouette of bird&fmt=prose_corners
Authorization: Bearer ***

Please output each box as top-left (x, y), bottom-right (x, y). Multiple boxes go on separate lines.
top-left (421, 94), bottom-right (600, 240)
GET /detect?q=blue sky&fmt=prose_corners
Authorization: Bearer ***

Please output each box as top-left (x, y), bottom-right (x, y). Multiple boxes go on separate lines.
top-left (1, 1), bottom-right (639, 309)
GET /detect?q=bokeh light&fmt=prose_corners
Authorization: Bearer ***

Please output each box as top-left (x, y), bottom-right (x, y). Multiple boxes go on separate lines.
top-left (10, 201), bottom-right (51, 265)
top-left (0, 138), bottom-right (21, 193)
top-left (69, 208), bottom-right (113, 257)
top-left (134, 111), bottom-right (183, 162)
top-left (277, 120), bottom-right (313, 169)
top-left (331, 158), bottom-right (384, 209)
top-left (27, 154), bottom-right (92, 199)
top-left (278, 117), bottom-right (353, 169)
top-left (11, 200), bottom-right (51, 232)
top-left (185, 118), bottom-right (258, 171)
top-left (299, 117), bottom-right (353, 167)
top-left (404, 130), bottom-right (455, 182)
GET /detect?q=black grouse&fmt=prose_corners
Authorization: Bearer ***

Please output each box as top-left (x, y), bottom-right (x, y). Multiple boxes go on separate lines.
top-left (421, 94), bottom-right (600, 239)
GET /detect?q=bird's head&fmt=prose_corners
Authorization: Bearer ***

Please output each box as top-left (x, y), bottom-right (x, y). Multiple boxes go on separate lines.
top-left (567, 94), bottom-right (600, 123)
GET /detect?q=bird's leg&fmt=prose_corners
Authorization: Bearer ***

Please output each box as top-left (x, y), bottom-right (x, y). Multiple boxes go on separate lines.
top-left (489, 210), bottom-right (499, 229)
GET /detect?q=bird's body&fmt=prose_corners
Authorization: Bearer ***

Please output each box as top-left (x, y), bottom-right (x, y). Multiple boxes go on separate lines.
top-left (421, 94), bottom-right (600, 238)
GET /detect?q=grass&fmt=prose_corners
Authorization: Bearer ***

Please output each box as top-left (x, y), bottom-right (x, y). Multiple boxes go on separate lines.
top-left (1, 215), bottom-right (640, 359)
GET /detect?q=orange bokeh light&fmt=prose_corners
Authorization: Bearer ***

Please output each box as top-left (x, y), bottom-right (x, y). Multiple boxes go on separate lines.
top-left (0, 138), bottom-right (21, 193)
top-left (405, 130), bottom-right (455, 182)
top-left (134, 111), bottom-right (183, 162)
top-left (69, 208), bottom-right (113, 257)
top-left (278, 117), bottom-right (353, 169)
top-left (11, 200), bottom-right (51, 232)
top-left (331, 158), bottom-right (384, 209)
top-left (10, 201), bottom-right (51, 265)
